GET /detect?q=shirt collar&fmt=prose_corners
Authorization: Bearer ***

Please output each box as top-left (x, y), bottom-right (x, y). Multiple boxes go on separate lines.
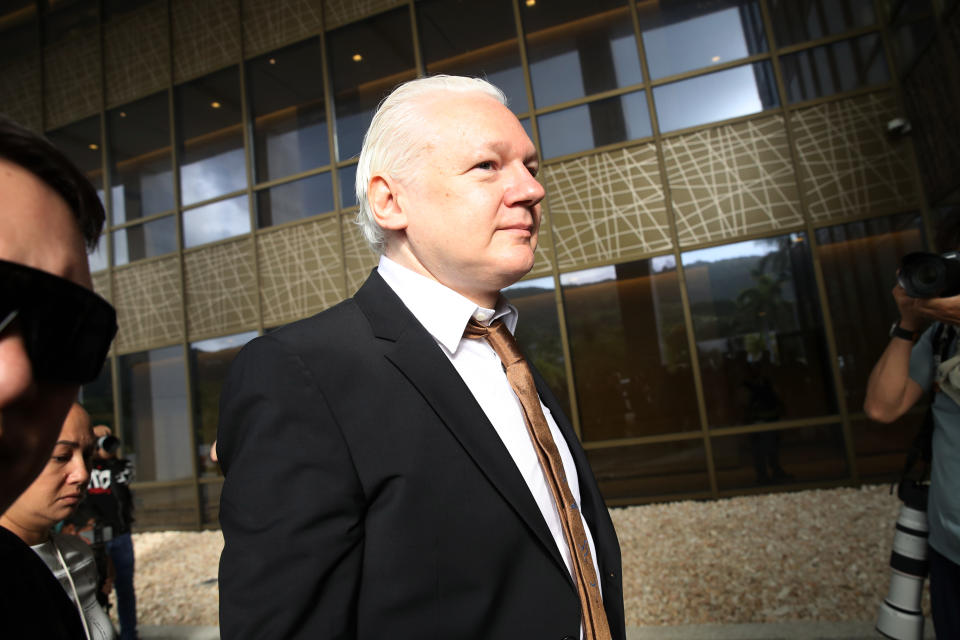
top-left (377, 255), bottom-right (518, 354)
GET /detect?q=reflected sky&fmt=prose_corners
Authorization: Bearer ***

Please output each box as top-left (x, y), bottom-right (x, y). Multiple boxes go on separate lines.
top-left (180, 148), bottom-right (246, 206)
top-left (643, 7), bottom-right (760, 80)
top-left (654, 63), bottom-right (775, 132)
top-left (682, 239), bottom-right (779, 265)
top-left (192, 330), bottom-right (258, 353)
top-left (183, 195), bottom-right (250, 249)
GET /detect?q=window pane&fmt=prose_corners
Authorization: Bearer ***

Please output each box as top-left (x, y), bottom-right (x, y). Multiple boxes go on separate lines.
top-left (107, 91), bottom-right (174, 224)
top-left (780, 34), bottom-right (889, 103)
top-left (112, 215), bottom-right (177, 265)
top-left (190, 331), bottom-right (257, 478)
top-left (327, 7), bottom-right (416, 161)
top-left (133, 483), bottom-right (197, 529)
top-left (247, 39), bottom-right (329, 182)
top-left (769, 0), bottom-right (876, 47)
top-left (183, 195), bottom-right (250, 249)
top-left (176, 67), bottom-right (246, 205)
top-left (639, 1), bottom-right (767, 80)
top-left (587, 440), bottom-right (710, 500)
top-left (46, 115), bottom-right (103, 193)
top-left (89, 235), bottom-right (108, 272)
top-left (81, 360), bottom-right (114, 433)
top-left (892, 17), bottom-right (937, 74)
top-left (418, 0), bottom-right (528, 113)
top-left (654, 61), bottom-right (778, 132)
top-left (682, 235), bottom-right (837, 428)
top-left (119, 346), bottom-right (191, 483)
top-left (257, 173), bottom-right (334, 228)
top-left (851, 411), bottom-right (926, 482)
top-left (538, 89), bottom-right (651, 159)
top-left (815, 213), bottom-right (925, 412)
top-left (561, 258), bottom-right (700, 441)
top-left (522, 0), bottom-right (642, 108)
top-left (711, 424), bottom-right (849, 490)
top-left (338, 163), bottom-right (358, 208)
top-left (504, 276), bottom-right (570, 418)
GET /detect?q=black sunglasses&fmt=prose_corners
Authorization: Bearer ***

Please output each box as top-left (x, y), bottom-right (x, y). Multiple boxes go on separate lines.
top-left (1, 259), bottom-right (117, 384)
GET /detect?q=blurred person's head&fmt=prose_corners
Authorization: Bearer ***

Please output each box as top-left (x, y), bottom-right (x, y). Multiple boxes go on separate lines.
top-left (0, 115), bottom-right (116, 514)
top-left (92, 424), bottom-right (119, 459)
top-left (0, 403), bottom-right (95, 545)
top-left (933, 209), bottom-right (960, 254)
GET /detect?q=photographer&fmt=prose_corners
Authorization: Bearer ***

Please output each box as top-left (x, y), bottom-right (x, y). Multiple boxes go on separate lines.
top-left (86, 425), bottom-right (137, 640)
top-left (865, 216), bottom-right (960, 639)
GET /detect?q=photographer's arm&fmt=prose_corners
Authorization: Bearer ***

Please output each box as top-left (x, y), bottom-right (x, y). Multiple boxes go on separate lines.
top-left (915, 290), bottom-right (960, 326)
top-left (864, 285), bottom-right (926, 422)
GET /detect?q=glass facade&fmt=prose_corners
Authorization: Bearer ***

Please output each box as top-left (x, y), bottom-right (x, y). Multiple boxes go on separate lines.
top-left (6, 0), bottom-right (954, 528)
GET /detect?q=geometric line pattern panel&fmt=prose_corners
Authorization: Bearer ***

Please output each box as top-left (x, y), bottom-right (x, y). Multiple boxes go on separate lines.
top-left (543, 144), bottom-right (670, 272)
top-left (664, 115), bottom-right (803, 247)
top-left (105, 2), bottom-right (170, 108)
top-left (791, 91), bottom-right (918, 223)
top-left (114, 257), bottom-right (184, 353)
top-left (0, 54), bottom-right (42, 132)
top-left (323, 0), bottom-right (405, 29)
top-left (184, 239), bottom-right (259, 340)
top-left (172, 0), bottom-right (241, 83)
top-left (92, 271), bottom-right (111, 303)
top-left (258, 216), bottom-right (345, 328)
top-left (44, 31), bottom-right (101, 129)
top-left (342, 213), bottom-right (379, 297)
top-left (242, 0), bottom-right (324, 58)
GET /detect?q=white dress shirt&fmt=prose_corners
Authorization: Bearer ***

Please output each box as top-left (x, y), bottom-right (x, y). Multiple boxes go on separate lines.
top-left (377, 255), bottom-right (602, 601)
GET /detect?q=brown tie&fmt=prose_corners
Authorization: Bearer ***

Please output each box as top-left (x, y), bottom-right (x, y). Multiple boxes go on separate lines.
top-left (464, 318), bottom-right (611, 640)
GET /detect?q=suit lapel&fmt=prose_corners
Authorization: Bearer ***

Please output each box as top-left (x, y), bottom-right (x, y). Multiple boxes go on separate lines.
top-left (354, 271), bottom-right (571, 580)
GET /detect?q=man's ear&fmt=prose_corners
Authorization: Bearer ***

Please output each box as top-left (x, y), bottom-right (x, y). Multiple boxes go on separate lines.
top-left (369, 174), bottom-right (407, 232)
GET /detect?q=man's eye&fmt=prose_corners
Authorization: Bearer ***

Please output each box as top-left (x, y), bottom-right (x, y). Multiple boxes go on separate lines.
top-left (475, 161), bottom-right (495, 170)
top-left (527, 166), bottom-right (539, 178)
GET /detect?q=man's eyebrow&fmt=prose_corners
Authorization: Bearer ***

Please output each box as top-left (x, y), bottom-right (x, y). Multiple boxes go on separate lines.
top-left (54, 440), bottom-right (80, 447)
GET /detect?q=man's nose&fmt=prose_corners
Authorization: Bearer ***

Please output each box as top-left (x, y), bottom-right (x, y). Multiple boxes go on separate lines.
top-left (505, 164), bottom-right (545, 207)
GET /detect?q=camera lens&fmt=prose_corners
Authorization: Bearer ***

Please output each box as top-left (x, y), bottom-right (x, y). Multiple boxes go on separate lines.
top-left (876, 483), bottom-right (929, 640)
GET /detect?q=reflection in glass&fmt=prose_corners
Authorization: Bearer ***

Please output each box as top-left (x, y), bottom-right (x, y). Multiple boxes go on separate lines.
top-left (338, 163), bottom-right (358, 209)
top-left (780, 34), bottom-right (888, 103)
top-left (257, 173), bottom-right (334, 228)
top-left (561, 257), bottom-right (700, 441)
top-left (112, 215), bottom-right (177, 265)
top-left (81, 360), bottom-right (114, 434)
top-left (118, 346), bottom-right (191, 482)
top-left (183, 195), bottom-right (250, 249)
top-left (892, 17), bottom-right (936, 73)
top-left (851, 412), bottom-right (926, 481)
top-left (587, 440), bottom-right (710, 500)
top-left (418, 0), bottom-right (528, 113)
top-left (538, 90), bottom-right (651, 159)
top-left (89, 236), bottom-right (108, 272)
top-left (133, 483), bottom-right (198, 529)
top-left (769, 0), bottom-right (875, 47)
top-left (247, 39), bottom-right (329, 183)
top-left (46, 115), bottom-right (104, 192)
top-left (639, 1), bottom-right (766, 80)
top-left (654, 62), bottom-right (778, 132)
top-left (176, 67), bottom-right (246, 205)
top-left (190, 331), bottom-right (256, 477)
top-left (504, 276), bottom-right (570, 418)
top-left (711, 424), bottom-right (848, 490)
top-left (107, 91), bottom-right (174, 224)
top-left (815, 213), bottom-right (925, 412)
top-left (681, 234), bottom-right (836, 428)
top-left (327, 7), bottom-right (416, 161)
top-left (523, 0), bottom-right (641, 108)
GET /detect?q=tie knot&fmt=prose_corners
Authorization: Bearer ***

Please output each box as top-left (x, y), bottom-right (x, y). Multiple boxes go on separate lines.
top-left (464, 318), bottom-right (524, 367)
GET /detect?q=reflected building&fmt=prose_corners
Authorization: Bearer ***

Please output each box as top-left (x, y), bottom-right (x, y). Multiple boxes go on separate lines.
top-left (1, 0), bottom-right (957, 528)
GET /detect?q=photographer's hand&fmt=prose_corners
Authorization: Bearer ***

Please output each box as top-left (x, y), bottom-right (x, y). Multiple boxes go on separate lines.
top-left (916, 291), bottom-right (960, 326)
top-left (893, 282), bottom-right (926, 331)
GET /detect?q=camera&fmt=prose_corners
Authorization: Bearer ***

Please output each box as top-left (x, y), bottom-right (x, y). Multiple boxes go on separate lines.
top-left (876, 480), bottom-right (929, 640)
top-left (97, 434), bottom-right (120, 455)
top-left (898, 250), bottom-right (960, 298)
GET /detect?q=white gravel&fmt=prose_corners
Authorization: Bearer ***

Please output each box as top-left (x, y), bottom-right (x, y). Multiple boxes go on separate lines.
top-left (126, 484), bottom-right (927, 627)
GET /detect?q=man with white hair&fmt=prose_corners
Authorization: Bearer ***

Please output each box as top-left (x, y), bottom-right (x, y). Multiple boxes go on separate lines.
top-left (218, 75), bottom-right (625, 640)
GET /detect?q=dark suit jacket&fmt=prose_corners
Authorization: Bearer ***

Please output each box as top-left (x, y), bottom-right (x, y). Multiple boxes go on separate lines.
top-left (218, 271), bottom-right (625, 640)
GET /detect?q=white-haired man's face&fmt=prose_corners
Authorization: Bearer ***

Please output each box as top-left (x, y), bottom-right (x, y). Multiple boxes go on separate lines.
top-left (371, 91), bottom-right (545, 308)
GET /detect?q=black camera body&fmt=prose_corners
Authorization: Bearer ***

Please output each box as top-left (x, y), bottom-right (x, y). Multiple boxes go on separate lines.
top-left (898, 250), bottom-right (960, 298)
top-left (97, 434), bottom-right (120, 455)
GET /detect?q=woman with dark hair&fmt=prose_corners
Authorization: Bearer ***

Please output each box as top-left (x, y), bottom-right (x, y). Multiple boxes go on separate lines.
top-left (0, 404), bottom-right (117, 640)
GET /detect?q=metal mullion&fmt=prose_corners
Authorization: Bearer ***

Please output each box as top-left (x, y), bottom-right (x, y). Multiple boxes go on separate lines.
top-left (251, 164), bottom-right (335, 192)
top-left (775, 24), bottom-right (883, 55)
top-left (583, 430), bottom-right (708, 451)
top-left (644, 52), bottom-right (773, 89)
top-left (760, 0), bottom-right (859, 483)
top-left (409, 0), bottom-right (425, 78)
top-left (111, 208), bottom-right (178, 231)
top-left (180, 187), bottom-right (250, 212)
top-left (532, 82), bottom-right (647, 117)
top-left (628, 0), bottom-right (718, 497)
